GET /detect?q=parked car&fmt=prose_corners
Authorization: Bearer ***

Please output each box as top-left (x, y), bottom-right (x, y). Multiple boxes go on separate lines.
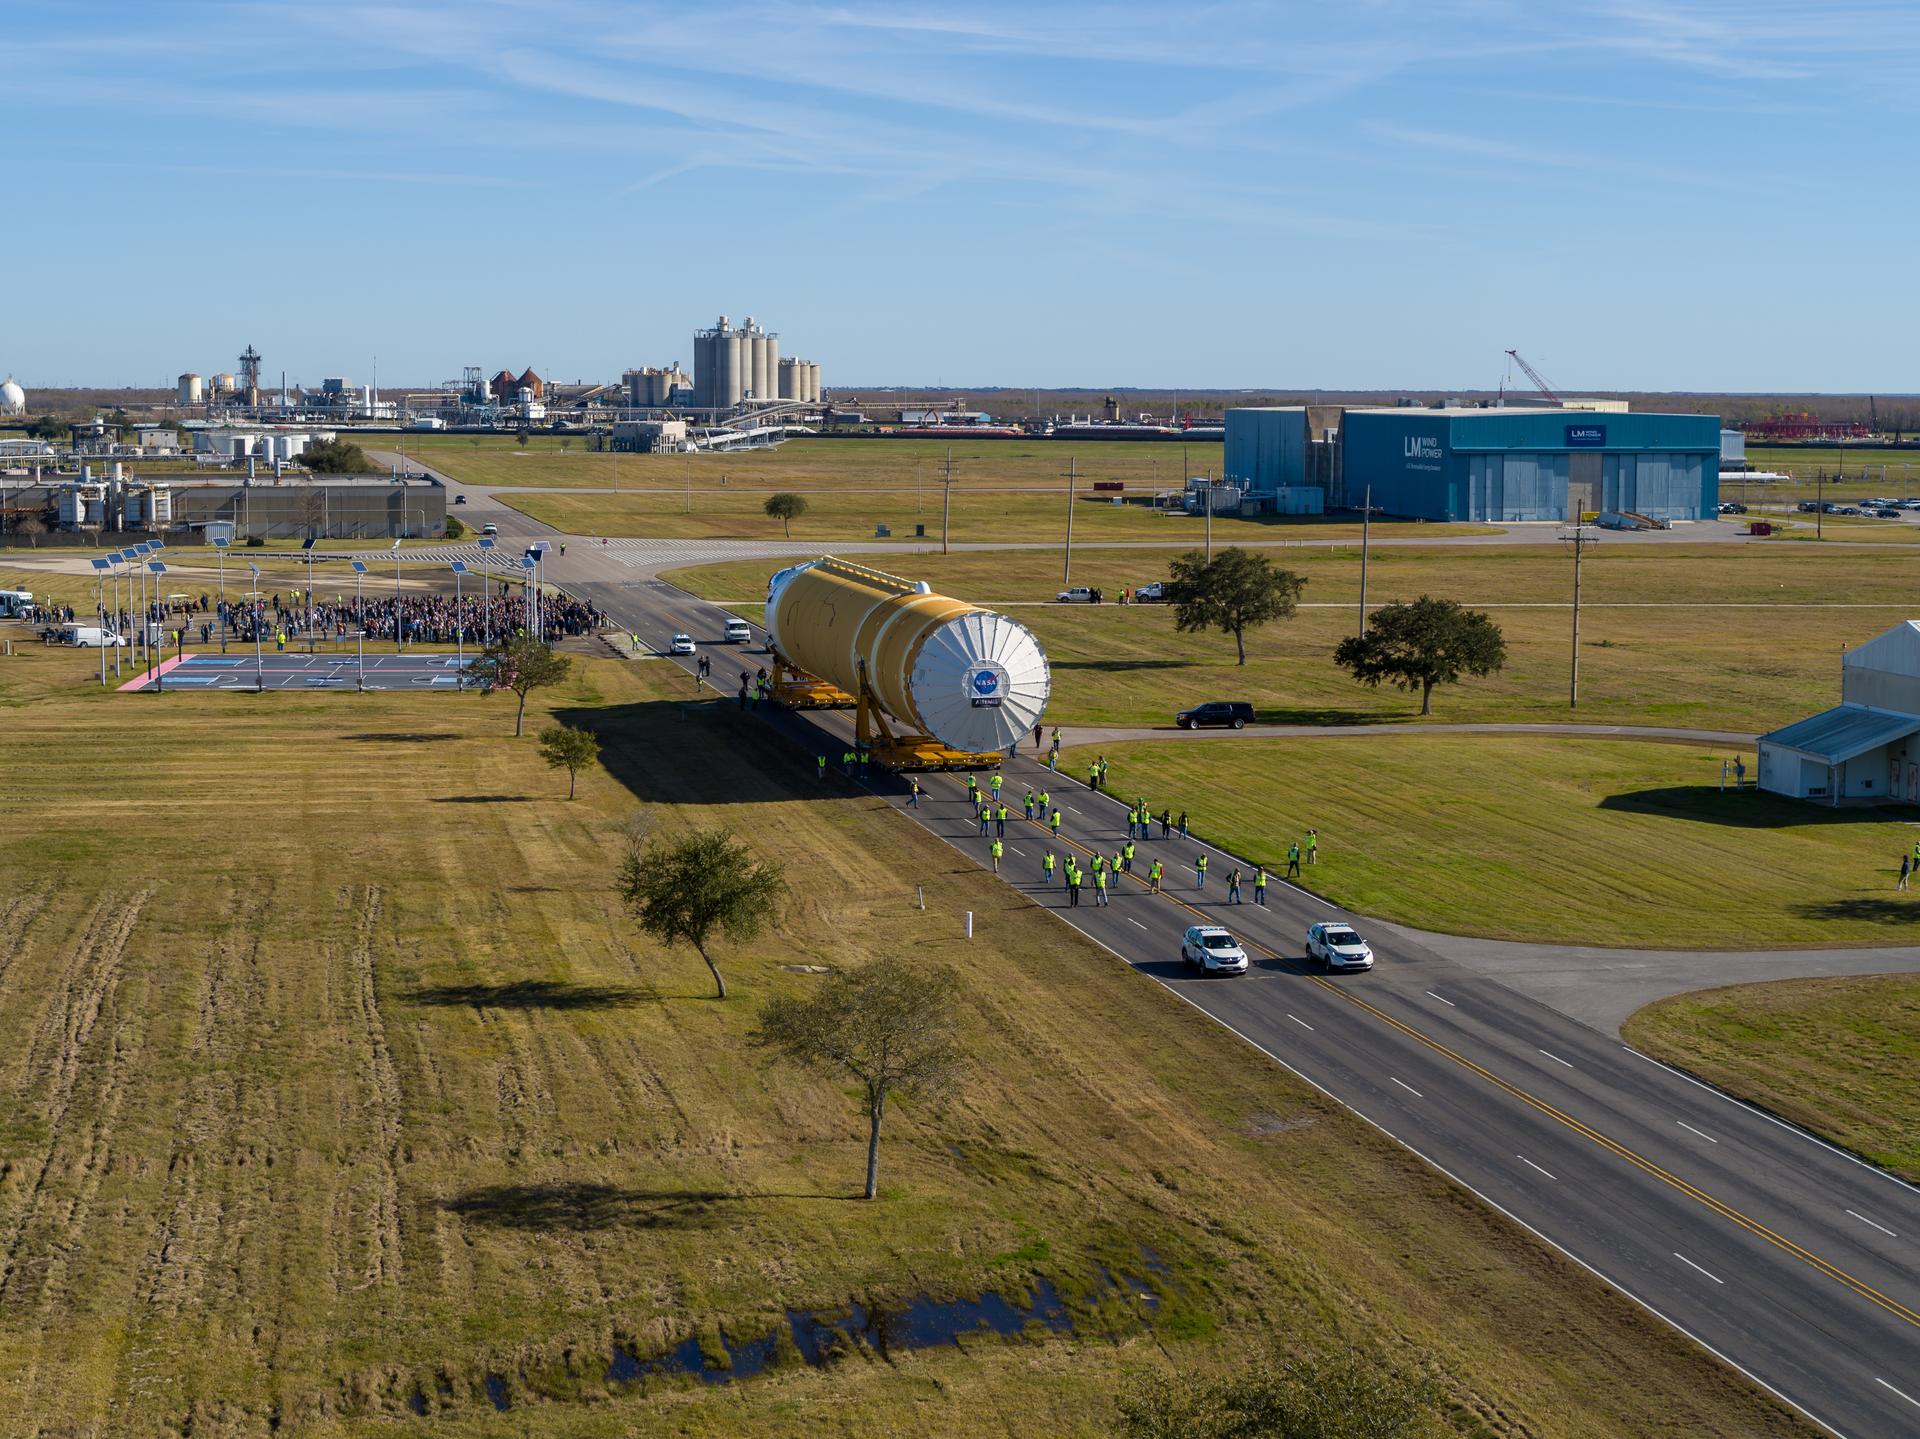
top-left (1718, 501), bottom-right (1747, 514)
top-left (723, 618), bottom-right (753, 643)
top-left (1305, 921), bottom-right (1374, 972)
top-left (453, 493), bottom-right (468, 505)
top-left (1837, 506), bottom-right (1864, 517)
top-left (1056, 586), bottom-right (1099, 604)
top-left (1874, 508), bottom-right (1904, 519)
top-left (1176, 701), bottom-right (1254, 730)
top-left (1797, 500), bottom-right (1822, 513)
top-left (1134, 581), bottom-right (1165, 602)
top-left (1181, 925), bottom-right (1249, 976)
top-left (669, 633), bottom-right (696, 655)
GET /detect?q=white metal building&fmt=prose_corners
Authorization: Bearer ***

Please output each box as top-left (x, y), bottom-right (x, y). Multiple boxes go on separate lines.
top-left (1758, 622), bottom-right (1920, 803)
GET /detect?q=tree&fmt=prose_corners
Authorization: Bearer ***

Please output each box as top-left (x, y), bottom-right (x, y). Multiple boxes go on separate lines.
top-left (1117, 1343), bottom-right (1441, 1439)
top-left (515, 431), bottom-right (530, 448)
top-left (763, 492), bottom-right (808, 538)
top-left (559, 436), bottom-right (574, 452)
top-left (1164, 547), bottom-right (1307, 665)
top-left (756, 963), bottom-right (963, 1199)
top-left (465, 635), bottom-right (573, 736)
top-left (1333, 596), bottom-right (1506, 716)
top-left (537, 723), bottom-right (600, 799)
top-left (619, 828), bottom-right (787, 1000)
top-left (296, 437), bottom-right (372, 473)
top-left (444, 515), bottom-right (466, 540)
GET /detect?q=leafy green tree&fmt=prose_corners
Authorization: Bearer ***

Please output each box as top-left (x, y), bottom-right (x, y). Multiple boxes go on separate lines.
top-left (537, 723), bottom-right (600, 799)
top-left (619, 828), bottom-right (787, 1000)
top-left (1118, 1343), bottom-right (1442, 1439)
top-left (1333, 596), bottom-right (1506, 716)
top-left (295, 437), bottom-right (372, 473)
top-left (763, 492), bottom-right (809, 538)
top-left (465, 635), bottom-right (573, 736)
top-left (756, 963), bottom-right (963, 1199)
top-left (444, 515), bottom-right (466, 540)
top-left (1165, 547), bottom-right (1306, 665)
top-left (515, 431), bottom-right (530, 448)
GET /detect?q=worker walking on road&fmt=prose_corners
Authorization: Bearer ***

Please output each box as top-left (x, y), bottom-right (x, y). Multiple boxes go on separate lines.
top-left (996, 804), bottom-right (1008, 838)
top-left (1306, 828), bottom-right (1318, 865)
top-left (1067, 862), bottom-right (1082, 907)
top-left (1254, 867), bottom-right (1268, 906)
top-left (1149, 859), bottom-right (1163, 893)
top-left (1122, 840), bottom-right (1135, 874)
top-left (1048, 738), bottom-right (1060, 770)
top-left (1043, 850), bottom-right (1056, 884)
top-left (1038, 789), bottom-right (1051, 819)
top-left (817, 755), bottom-right (827, 782)
top-left (1178, 810), bottom-right (1189, 838)
top-left (1160, 809), bottom-right (1171, 840)
top-left (1023, 789), bottom-right (1035, 821)
top-left (978, 805), bottom-right (992, 837)
top-left (1049, 808), bottom-right (1062, 839)
top-left (967, 774), bottom-right (979, 804)
top-left (1093, 866), bottom-right (1109, 906)
top-left (1195, 853), bottom-right (1208, 890)
top-left (990, 772), bottom-right (1002, 800)
top-left (990, 839), bottom-right (1003, 873)
top-left (1286, 841), bottom-right (1301, 878)
top-left (1227, 867), bottom-right (1243, 904)
top-left (908, 777), bottom-right (921, 808)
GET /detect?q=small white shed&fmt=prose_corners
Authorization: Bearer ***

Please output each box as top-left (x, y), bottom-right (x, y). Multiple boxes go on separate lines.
top-left (1758, 622), bottom-right (1920, 803)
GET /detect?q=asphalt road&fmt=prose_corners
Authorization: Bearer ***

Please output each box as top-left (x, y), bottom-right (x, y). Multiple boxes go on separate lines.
top-left (543, 559), bottom-right (1920, 1439)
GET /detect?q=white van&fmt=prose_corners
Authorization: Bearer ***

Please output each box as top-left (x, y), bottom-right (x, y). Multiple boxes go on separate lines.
top-left (61, 625), bottom-right (126, 647)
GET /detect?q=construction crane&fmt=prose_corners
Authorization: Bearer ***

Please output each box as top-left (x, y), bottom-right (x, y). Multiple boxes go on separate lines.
top-left (1503, 349), bottom-right (1561, 406)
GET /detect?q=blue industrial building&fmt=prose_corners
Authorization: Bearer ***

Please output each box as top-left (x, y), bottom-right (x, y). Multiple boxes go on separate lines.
top-left (1224, 406), bottom-right (1308, 491)
top-left (1339, 408), bottom-right (1720, 523)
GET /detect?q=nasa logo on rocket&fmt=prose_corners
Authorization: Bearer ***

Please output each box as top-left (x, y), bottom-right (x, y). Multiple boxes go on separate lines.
top-left (967, 664), bottom-right (1007, 707)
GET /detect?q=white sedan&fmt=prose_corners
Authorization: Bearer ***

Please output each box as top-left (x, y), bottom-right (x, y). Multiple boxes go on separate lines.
top-left (1305, 921), bottom-right (1374, 972)
top-left (669, 633), bottom-right (696, 655)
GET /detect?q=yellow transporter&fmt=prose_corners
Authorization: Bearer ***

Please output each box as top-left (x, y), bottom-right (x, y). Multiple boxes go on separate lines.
top-left (764, 557), bottom-right (1051, 770)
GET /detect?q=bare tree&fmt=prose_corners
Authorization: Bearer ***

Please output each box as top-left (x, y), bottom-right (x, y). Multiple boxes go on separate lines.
top-left (756, 963), bottom-right (963, 1199)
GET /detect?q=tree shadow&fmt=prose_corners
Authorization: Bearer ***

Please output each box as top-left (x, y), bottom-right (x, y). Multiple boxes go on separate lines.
top-left (401, 980), bottom-right (649, 1010)
top-left (442, 1181), bottom-right (856, 1231)
top-left (342, 732), bottom-right (459, 743)
top-left (430, 794), bottom-right (536, 804)
top-left (1599, 788), bottom-right (1920, 829)
top-left (1051, 659), bottom-right (1193, 672)
top-left (1788, 898), bottom-right (1920, 924)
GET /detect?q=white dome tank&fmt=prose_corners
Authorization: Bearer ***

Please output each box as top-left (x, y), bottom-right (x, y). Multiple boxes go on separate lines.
top-left (0, 377), bottom-right (24, 416)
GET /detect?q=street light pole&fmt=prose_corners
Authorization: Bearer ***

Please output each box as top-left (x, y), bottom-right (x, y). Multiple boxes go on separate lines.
top-left (1062, 458), bottom-right (1075, 589)
top-left (450, 560), bottom-right (468, 675)
top-left (351, 559), bottom-right (367, 690)
top-left (248, 562), bottom-right (265, 692)
top-left (213, 536), bottom-right (230, 652)
top-left (1359, 484), bottom-right (1371, 636)
top-left (392, 539), bottom-right (404, 652)
top-left (91, 557), bottom-right (110, 686)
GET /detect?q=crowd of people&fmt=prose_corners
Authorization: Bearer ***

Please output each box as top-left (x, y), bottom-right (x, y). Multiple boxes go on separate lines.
top-left (169, 588), bottom-right (607, 647)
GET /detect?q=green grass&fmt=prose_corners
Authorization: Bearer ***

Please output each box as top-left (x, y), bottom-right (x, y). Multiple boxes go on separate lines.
top-left (1061, 735), bottom-right (1920, 949)
top-left (0, 646), bottom-right (1809, 1437)
top-left (671, 541), bottom-right (1913, 734)
top-left (1624, 975), bottom-right (1920, 1180)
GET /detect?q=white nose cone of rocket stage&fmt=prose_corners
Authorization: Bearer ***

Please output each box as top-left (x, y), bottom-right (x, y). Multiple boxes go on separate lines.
top-left (909, 608), bottom-right (1049, 754)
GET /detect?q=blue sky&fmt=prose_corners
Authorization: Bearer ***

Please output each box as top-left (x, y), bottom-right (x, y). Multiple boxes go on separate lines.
top-left (8, 1), bottom-right (1916, 392)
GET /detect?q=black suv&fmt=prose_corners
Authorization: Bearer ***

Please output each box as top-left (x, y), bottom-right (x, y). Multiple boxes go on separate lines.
top-left (1175, 701), bottom-right (1254, 730)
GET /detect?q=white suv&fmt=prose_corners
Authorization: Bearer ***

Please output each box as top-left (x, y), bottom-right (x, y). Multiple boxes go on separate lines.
top-left (724, 619), bottom-right (753, 643)
top-left (1182, 925), bottom-right (1249, 976)
top-left (1306, 922), bottom-right (1374, 972)
top-left (669, 633), bottom-right (696, 655)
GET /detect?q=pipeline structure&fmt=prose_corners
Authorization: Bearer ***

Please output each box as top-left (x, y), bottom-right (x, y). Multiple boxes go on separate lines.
top-left (764, 557), bottom-right (1051, 769)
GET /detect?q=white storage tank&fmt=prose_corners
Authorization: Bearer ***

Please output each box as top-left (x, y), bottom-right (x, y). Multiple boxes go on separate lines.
top-left (177, 372), bottom-right (204, 405)
top-left (147, 485), bottom-right (173, 525)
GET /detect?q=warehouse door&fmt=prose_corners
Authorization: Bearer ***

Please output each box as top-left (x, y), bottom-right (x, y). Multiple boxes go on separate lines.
top-left (1568, 451), bottom-right (1601, 518)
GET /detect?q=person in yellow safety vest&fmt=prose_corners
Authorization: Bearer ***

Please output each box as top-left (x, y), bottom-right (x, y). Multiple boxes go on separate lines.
top-left (1286, 842), bottom-right (1301, 878)
top-left (967, 774), bottom-right (978, 802)
top-left (1088, 761), bottom-right (1100, 790)
top-left (1195, 853), bottom-right (1208, 889)
top-left (1227, 867), bottom-right (1243, 904)
top-left (1093, 865), bottom-right (1109, 905)
top-left (1093, 853), bottom-right (1108, 875)
top-left (978, 804), bottom-right (992, 837)
top-left (1050, 809), bottom-right (1062, 837)
top-left (1043, 850), bottom-right (1056, 883)
top-left (1038, 789), bottom-right (1051, 816)
top-left (1067, 862), bottom-right (1083, 907)
top-left (1023, 789), bottom-right (1035, 820)
top-left (275, 630), bottom-right (286, 650)
top-left (1306, 828), bottom-right (1318, 864)
top-left (1122, 840), bottom-right (1135, 873)
top-left (995, 804), bottom-right (1008, 838)
top-left (990, 772), bottom-right (1002, 797)
top-left (817, 754), bottom-right (827, 781)
top-left (1149, 859), bottom-right (1163, 893)
top-left (990, 838), bottom-right (1003, 873)
top-left (908, 777), bottom-right (920, 808)
top-left (1254, 867), bottom-right (1268, 905)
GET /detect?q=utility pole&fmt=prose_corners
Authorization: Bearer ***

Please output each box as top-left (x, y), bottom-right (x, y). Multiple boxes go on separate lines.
top-left (685, 454), bottom-right (691, 513)
top-left (1204, 475), bottom-right (1213, 562)
top-left (1817, 469), bottom-right (1823, 540)
top-left (1359, 484), bottom-right (1371, 635)
top-left (942, 446), bottom-right (954, 555)
top-left (1564, 517), bottom-right (1595, 709)
top-left (1062, 456), bottom-right (1075, 587)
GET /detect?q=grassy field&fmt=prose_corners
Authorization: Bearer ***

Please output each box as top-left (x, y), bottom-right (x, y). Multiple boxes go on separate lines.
top-left (497, 486), bottom-right (1492, 545)
top-left (1625, 976), bottom-right (1920, 1180)
top-left (669, 542), bottom-right (1900, 733)
top-left (0, 644), bottom-right (1811, 1437)
top-left (1058, 736), bottom-right (1920, 949)
top-left (399, 433), bottom-right (1223, 492)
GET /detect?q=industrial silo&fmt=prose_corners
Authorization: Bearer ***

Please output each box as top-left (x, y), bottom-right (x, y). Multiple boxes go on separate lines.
top-left (722, 328), bottom-right (746, 408)
top-left (761, 335), bottom-right (779, 403)
top-left (177, 373), bottom-right (204, 405)
top-left (778, 358), bottom-right (800, 400)
top-left (807, 363), bottom-right (821, 403)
